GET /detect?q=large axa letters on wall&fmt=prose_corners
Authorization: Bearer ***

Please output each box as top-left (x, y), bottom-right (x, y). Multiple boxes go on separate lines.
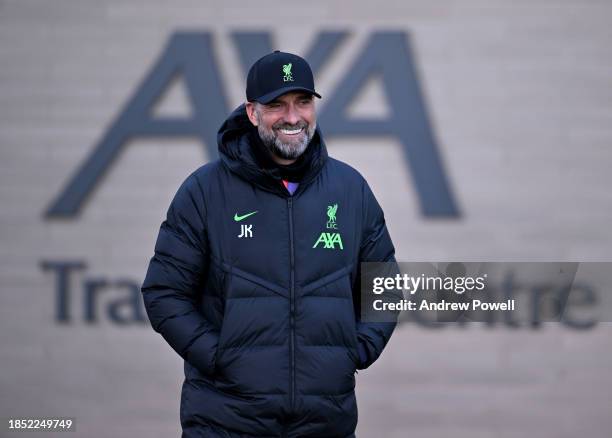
top-left (44, 31), bottom-right (459, 219)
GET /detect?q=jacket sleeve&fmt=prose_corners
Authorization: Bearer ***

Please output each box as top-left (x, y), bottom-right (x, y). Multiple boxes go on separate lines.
top-left (141, 174), bottom-right (219, 376)
top-left (354, 180), bottom-right (401, 370)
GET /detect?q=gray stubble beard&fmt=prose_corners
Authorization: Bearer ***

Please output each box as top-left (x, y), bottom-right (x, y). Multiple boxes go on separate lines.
top-left (255, 108), bottom-right (317, 160)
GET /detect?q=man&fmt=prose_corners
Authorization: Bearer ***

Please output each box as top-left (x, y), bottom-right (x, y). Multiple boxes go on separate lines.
top-left (142, 51), bottom-right (398, 437)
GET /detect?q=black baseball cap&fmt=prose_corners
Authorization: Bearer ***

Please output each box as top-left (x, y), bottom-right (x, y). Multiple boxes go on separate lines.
top-left (246, 51), bottom-right (321, 104)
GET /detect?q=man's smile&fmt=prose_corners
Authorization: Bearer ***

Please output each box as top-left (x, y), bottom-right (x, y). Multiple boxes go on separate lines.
top-left (278, 127), bottom-right (304, 135)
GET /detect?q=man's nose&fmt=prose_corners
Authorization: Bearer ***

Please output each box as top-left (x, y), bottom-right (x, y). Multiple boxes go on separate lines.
top-left (283, 105), bottom-right (300, 125)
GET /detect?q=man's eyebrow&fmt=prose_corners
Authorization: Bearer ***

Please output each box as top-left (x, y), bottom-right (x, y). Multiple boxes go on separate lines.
top-left (266, 94), bottom-right (312, 105)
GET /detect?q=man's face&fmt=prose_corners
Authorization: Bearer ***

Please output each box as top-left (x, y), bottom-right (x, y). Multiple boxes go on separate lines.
top-left (246, 92), bottom-right (317, 162)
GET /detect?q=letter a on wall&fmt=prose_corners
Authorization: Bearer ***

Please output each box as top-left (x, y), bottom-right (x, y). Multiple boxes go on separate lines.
top-left (319, 32), bottom-right (459, 217)
top-left (45, 33), bottom-right (229, 218)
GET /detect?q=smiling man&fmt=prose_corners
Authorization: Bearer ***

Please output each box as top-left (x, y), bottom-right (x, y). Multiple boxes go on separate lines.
top-left (247, 91), bottom-right (317, 164)
top-left (142, 51), bottom-right (398, 437)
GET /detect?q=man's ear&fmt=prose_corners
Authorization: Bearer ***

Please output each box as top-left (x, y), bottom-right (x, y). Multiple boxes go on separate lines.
top-left (245, 102), bottom-right (258, 126)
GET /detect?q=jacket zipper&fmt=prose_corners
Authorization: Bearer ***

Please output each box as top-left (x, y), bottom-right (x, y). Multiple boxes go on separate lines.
top-left (287, 197), bottom-right (296, 411)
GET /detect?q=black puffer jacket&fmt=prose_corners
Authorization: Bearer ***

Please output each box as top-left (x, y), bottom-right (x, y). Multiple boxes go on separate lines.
top-left (142, 104), bottom-right (398, 437)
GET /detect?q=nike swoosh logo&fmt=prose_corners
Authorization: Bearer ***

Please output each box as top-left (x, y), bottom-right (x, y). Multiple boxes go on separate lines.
top-left (234, 211), bottom-right (258, 222)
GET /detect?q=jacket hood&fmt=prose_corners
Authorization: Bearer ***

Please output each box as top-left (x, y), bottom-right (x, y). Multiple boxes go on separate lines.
top-left (217, 104), bottom-right (328, 196)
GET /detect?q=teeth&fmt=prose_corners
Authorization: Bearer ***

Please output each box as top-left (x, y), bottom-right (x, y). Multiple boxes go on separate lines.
top-left (279, 128), bottom-right (303, 135)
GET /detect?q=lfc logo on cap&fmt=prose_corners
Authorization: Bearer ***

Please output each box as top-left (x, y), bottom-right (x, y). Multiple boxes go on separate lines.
top-left (282, 63), bottom-right (294, 82)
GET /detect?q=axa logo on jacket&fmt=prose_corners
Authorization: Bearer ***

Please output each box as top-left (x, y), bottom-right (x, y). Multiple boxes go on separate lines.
top-left (312, 232), bottom-right (343, 250)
